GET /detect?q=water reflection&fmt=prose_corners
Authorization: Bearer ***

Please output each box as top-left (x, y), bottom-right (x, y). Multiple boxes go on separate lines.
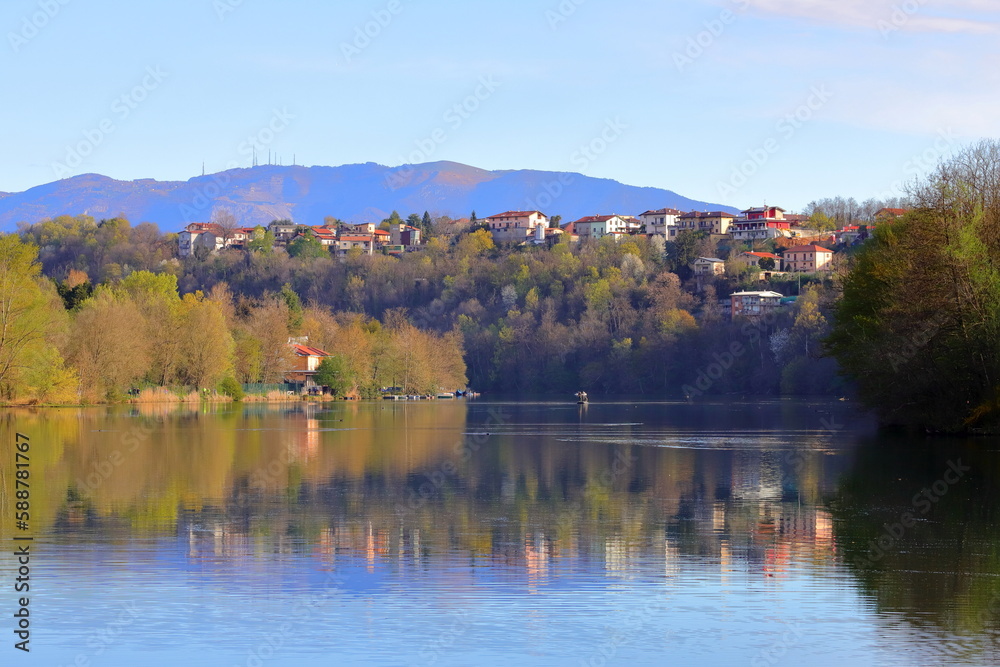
top-left (3, 401), bottom-right (997, 665)
top-left (831, 435), bottom-right (1000, 663)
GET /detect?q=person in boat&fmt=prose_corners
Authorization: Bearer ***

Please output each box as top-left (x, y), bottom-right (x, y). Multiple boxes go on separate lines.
top-left (576, 391), bottom-right (588, 402)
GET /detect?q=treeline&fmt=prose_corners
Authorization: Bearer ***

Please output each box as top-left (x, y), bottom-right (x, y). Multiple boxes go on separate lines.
top-left (0, 235), bottom-right (466, 403)
top-left (828, 140), bottom-right (1000, 432)
top-left (10, 213), bottom-right (844, 399)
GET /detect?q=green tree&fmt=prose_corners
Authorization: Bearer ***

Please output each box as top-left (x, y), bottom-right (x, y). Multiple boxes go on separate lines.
top-left (281, 284), bottom-right (304, 333)
top-left (287, 234), bottom-right (327, 259)
top-left (247, 226), bottom-right (275, 254)
top-left (828, 141), bottom-right (1000, 432)
top-left (177, 292), bottom-right (234, 389)
top-left (314, 355), bottom-right (353, 396)
top-left (0, 236), bottom-right (66, 399)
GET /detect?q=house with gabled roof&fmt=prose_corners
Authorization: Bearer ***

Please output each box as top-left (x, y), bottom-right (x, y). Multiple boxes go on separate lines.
top-left (285, 340), bottom-right (331, 389)
top-left (693, 257), bottom-right (726, 276)
top-left (782, 244), bottom-right (834, 272)
top-left (639, 208), bottom-right (683, 236)
top-left (572, 215), bottom-right (629, 240)
top-left (676, 211), bottom-right (736, 236)
top-left (485, 210), bottom-right (549, 243)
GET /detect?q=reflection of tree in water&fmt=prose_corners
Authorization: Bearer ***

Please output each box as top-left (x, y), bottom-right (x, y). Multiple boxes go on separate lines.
top-left (830, 435), bottom-right (1000, 661)
top-left (5, 404), bottom-right (853, 590)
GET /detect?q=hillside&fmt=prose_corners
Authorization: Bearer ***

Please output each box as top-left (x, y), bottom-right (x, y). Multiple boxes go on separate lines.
top-left (0, 161), bottom-right (738, 231)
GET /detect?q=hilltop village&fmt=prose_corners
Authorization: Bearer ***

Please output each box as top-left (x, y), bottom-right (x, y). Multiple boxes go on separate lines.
top-left (177, 203), bottom-right (906, 318)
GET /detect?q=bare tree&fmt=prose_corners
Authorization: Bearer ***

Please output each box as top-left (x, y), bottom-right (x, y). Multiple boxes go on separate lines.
top-left (211, 208), bottom-right (240, 248)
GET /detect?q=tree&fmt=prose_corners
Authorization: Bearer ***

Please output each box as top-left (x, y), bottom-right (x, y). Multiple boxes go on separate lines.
top-left (0, 237), bottom-right (60, 395)
top-left (828, 140), bottom-right (1000, 432)
top-left (314, 355), bottom-right (353, 396)
top-left (177, 292), bottom-right (234, 389)
top-left (247, 226), bottom-right (274, 254)
top-left (549, 215), bottom-right (562, 229)
top-left (212, 207), bottom-right (240, 247)
top-left (287, 234), bottom-right (326, 259)
top-left (808, 210), bottom-right (838, 232)
top-left (281, 284), bottom-right (304, 332)
top-left (421, 211), bottom-right (433, 237)
top-left (759, 257), bottom-right (776, 270)
top-left (69, 291), bottom-right (149, 401)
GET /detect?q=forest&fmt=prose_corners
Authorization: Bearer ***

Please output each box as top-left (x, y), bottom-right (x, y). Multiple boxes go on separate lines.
top-left (828, 141), bottom-right (1000, 433)
top-left (0, 208), bottom-right (844, 404)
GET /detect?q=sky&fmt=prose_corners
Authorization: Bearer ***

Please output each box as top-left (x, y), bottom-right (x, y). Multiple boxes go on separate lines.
top-left (2, 0), bottom-right (998, 212)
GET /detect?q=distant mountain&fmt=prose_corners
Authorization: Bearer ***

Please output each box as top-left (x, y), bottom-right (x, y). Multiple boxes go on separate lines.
top-left (0, 161), bottom-right (738, 232)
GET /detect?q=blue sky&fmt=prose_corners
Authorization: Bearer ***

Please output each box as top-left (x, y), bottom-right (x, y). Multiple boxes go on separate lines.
top-left (2, 0), bottom-right (998, 211)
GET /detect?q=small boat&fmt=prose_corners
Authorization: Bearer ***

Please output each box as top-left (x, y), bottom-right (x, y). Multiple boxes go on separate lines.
top-left (437, 392), bottom-right (455, 399)
top-left (575, 391), bottom-right (588, 404)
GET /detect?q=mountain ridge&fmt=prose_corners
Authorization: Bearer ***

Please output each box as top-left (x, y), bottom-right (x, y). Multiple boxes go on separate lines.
top-left (0, 161), bottom-right (740, 231)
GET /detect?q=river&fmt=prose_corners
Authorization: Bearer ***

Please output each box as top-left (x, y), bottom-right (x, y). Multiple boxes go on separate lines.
top-left (1, 399), bottom-right (997, 666)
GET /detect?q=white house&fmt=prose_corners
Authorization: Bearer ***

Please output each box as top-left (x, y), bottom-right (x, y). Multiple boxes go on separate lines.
top-left (692, 257), bottom-right (726, 276)
top-left (571, 215), bottom-right (630, 240)
top-left (639, 208), bottom-right (683, 236)
top-left (731, 291), bottom-right (784, 318)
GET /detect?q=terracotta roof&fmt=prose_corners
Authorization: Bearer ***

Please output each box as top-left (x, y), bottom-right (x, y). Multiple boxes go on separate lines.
top-left (290, 344), bottom-right (329, 357)
top-left (572, 215), bottom-right (622, 224)
top-left (185, 222), bottom-right (224, 234)
top-left (783, 244), bottom-right (833, 254)
top-left (486, 211), bottom-right (545, 219)
top-left (339, 236), bottom-right (374, 242)
top-left (743, 252), bottom-right (780, 259)
top-left (373, 229), bottom-right (390, 236)
top-left (679, 211), bottom-right (736, 219)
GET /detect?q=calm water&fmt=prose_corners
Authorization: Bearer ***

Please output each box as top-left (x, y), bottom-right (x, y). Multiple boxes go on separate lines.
top-left (1, 399), bottom-right (999, 666)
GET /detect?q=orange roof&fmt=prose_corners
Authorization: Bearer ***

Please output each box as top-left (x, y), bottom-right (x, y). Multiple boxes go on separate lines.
top-left (783, 244), bottom-right (832, 254)
top-left (486, 211), bottom-right (544, 219)
top-left (373, 229), bottom-right (390, 236)
top-left (290, 344), bottom-right (329, 357)
top-left (339, 236), bottom-right (373, 242)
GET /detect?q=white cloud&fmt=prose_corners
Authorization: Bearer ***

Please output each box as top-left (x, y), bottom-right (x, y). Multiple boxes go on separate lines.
top-left (741, 0), bottom-right (1000, 35)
